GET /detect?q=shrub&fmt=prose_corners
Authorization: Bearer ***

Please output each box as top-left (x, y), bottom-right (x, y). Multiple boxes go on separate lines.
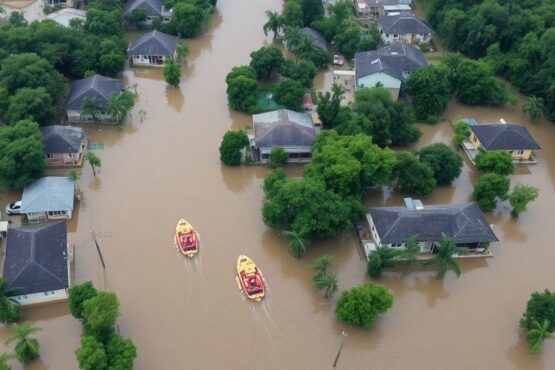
top-left (335, 283), bottom-right (394, 328)
top-left (475, 151), bottom-right (514, 175)
top-left (268, 147), bottom-right (288, 168)
top-left (219, 130), bottom-right (249, 166)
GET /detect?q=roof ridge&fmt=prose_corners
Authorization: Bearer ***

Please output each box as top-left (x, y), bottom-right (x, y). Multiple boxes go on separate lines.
top-left (381, 211), bottom-right (403, 241)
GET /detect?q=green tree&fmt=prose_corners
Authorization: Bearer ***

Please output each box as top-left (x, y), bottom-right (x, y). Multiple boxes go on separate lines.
top-left (310, 255), bottom-right (332, 278)
top-left (167, 2), bottom-right (210, 38)
top-left (219, 130), bottom-right (249, 166)
top-left (316, 84), bottom-right (344, 128)
top-left (68, 282), bottom-right (98, 320)
top-left (262, 169), bottom-right (286, 198)
top-left (475, 151), bottom-right (514, 175)
top-left (127, 8), bottom-right (146, 26)
top-left (5, 322), bottom-right (41, 363)
top-left (509, 184), bottom-right (539, 217)
top-left (273, 78), bottom-right (304, 111)
top-left (522, 96), bottom-right (544, 122)
top-left (105, 334), bottom-right (137, 370)
top-left (281, 228), bottom-right (309, 258)
top-left (335, 283), bottom-right (394, 328)
top-left (521, 289), bottom-right (555, 332)
top-left (107, 91), bottom-right (135, 123)
top-left (176, 42), bottom-right (189, 62)
top-left (473, 173), bottom-right (510, 211)
top-left (455, 60), bottom-right (512, 106)
top-left (97, 40), bottom-right (126, 77)
top-left (406, 65), bottom-right (452, 123)
top-left (80, 97), bottom-right (101, 122)
top-left (163, 57), bottom-right (181, 87)
top-left (86, 152), bottom-right (102, 176)
top-left (75, 336), bottom-right (107, 370)
top-left (225, 66), bottom-right (257, 84)
top-left (8, 11), bottom-right (27, 26)
top-left (249, 46), bottom-right (285, 80)
top-left (0, 278), bottom-right (21, 325)
top-left (0, 120), bottom-right (45, 190)
top-left (280, 59), bottom-right (317, 88)
top-left (226, 76), bottom-right (258, 112)
top-left (313, 274), bottom-right (338, 298)
top-left (453, 119), bottom-right (471, 147)
top-left (422, 234), bottom-right (463, 280)
top-left (300, 0), bottom-right (324, 26)
top-left (393, 152), bottom-right (436, 196)
top-left (526, 319), bottom-right (553, 353)
top-left (396, 235), bottom-right (419, 266)
top-left (263, 10), bottom-right (283, 38)
top-left (419, 143), bottom-right (463, 185)
top-left (82, 292), bottom-right (120, 340)
top-left (282, 1), bottom-right (303, 28)
top-left (0, 353), bottom-right (14, 370)
top-left (268, 146), bottom-right (289, 168)
top-left (4, 87), bottom-right (55, 125)
top-left (367, 246), bottom-right (398, 278)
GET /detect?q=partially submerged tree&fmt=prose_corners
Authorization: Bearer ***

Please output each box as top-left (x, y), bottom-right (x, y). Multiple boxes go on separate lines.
top-left (80, 97), bottom-right (101, 122)
top-left (526, 319), bottom-right (553, 353)
top-left (422, 234), bottom-right (463, 280)
top-left (85, 152), bottom-right (102, 176)
top-left (393, 152), bottom-right (436, 196)
top-left (509, 184), bottom-right (539, 217)
top-left (82, 292), bottom-right (120, 340)
top-left (273, 78), bottom-right (304, 111)
top-left (473, 173), bottom-right (510, 211)
top-left (522, 96), bottom-right (544, 122)
top-left (396, 235), bottom-right (419, 266)
top-left (107, 91), bottom-right (135, 123)
top-left (68, 281), bottom-right (98, 320)
top-left (226, 75), bottom-right (258, 113)
top-left (5, 322), bottom-right (41, 363)
top-left (453, 119), bottom-right (470, 147)
top-left (521, 289), bottom-right (555, 333)
top-left (282, 228), bottom-right (309, 258)
top-left (163, 57), bottom-right (181, 87)
top-left (268, 146), bottom-right (289, 168)
top-left (219, 130), bottom-right (249, 166)
top-left (367, 246), bottom-right (398, 278)
top-left (335, 283), bottom-right (394, 328)
top-left (475, 151), bottom-right (514, 175)
top-left (0, 278), bottom-right (21, 325)
top-left (419, 143), bottom-right (463, 186)
top-left (249, 46), bottom-right (284, 80)
top-left (263, 10), bottom-right (283, 38)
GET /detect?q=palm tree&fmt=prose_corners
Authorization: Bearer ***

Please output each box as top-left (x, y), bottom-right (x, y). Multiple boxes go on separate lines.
top-left (0, 353), bottom-right (14, 369)
top-left (526, 319), bottom-right (553, 353)
top-left (314, 274), bottom-right (338, 298)
top-left (80, 97), bottom-right (100, 122)
top-left (107, 91), bottom-right (134, 123)
top-left (522, 96), bottom-right (544, 122)
top-left (284, 26), bottom-right (302, 51)
top-left (422, 234), bottom-right (463, 280)
top-left (0, 278), bottom-right (21, 325)
top-left (396, 235), bottom-right (419, 266)
top-left (311, 255), bottom-right (332, 278)
top-left (263, 11), bottom-right (283, 39)
top-left (85, 152), bottom-right (101, 176)
top-left (296, 36), bottom-right (315, 57)
top-left (5, 322), bottom-right (41, 363)
top-left (367, 246), bottom-right (398, 278)
top-left (282, 228), bottom-right (309, 258)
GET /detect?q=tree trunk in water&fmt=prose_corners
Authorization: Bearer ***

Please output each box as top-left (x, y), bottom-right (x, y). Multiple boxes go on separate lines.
top-left (90, 162), bottom-right (96, 176)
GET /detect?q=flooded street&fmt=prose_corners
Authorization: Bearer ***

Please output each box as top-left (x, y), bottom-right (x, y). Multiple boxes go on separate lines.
top-left (1, 0), bottom-right (555, 369)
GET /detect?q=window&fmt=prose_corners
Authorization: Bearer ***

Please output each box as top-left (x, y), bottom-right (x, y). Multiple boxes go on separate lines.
top-left (51, 290), bottom-right (56, 294)
top-left (393, 34), bottom-right (398, 38)
top-left (44, 292), bottom-right (50, 296)
top-left (517, 150), bottom-right (524, 155)
top-left (48, 210), bottom-right (67, 216)
top-left (46, 153), bottom-right (54, 158)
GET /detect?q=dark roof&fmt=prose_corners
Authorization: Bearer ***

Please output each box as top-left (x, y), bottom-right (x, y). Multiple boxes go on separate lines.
top-left (128, 30), bottom-right (177, 56)
top-left (368, 203), bottom-right (498, 244)
top-left (378, 13), bottom-right (433, 35)
top-left (64, 74), bottom-right (123, 110)
top-left (124, 0), bottom-right (163, 17)
top-left (470, 124), bottom-right (541, 151)
top-left (3, 222), bottom-right (69, 295)
top-left (253, 109), bottom-right (315, 148)
top-left (300, 27), bottom-right (328, 51)
top-left (41, 125), bottom-right (84, 154)
top-left (355, 42), bottom-right (427, 80)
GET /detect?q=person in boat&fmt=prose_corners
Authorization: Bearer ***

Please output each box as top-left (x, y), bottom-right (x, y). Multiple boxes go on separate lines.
top-left (249, 277), bottom-right (257, 288)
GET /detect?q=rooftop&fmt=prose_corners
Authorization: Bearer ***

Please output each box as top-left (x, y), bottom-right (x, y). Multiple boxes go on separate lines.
top-left (300, 27), bottom-right (328, 51)
top-left (355, 42), bottom-right (427, 80)
top-left (64, 74), bottom-right (123, 110)
top-left (470, 123), bottom-right (541, 151)
top-left (378, 13), bottom-right (433, 35)
top-left (41, 125), bottom-right (84, 154)
top-left (20, 177), bottom-right (75, 213)
top-left (124, 0), bottom-right (165, 18)
top-left (128, 30), bottom-right (178, 56)
top-left (253, 109), bottom-right (315, 148)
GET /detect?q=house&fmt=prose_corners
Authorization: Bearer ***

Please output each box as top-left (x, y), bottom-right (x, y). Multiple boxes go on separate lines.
top-left (251, 109), bottom-right (316, 163)
top-left (365, 199), bottom-right (498, 258)
top-left (467, 121), bottom-right (541, 163)
top-left (353, 0), bottom-right (412, 20)
top-left (46, 8), bottom-right (86, 27)
top-left (42, 0), bottom-right (75, 8)
top-left (378, 13), bottom-right (433, 45)
top-left (354, 43), bottom-right (427, 100)
top-left (128, 30), bottom-right (178, 67)
top-left (300, 27), bottom-right (328, 51)
top-left (64, 74), bottom-right (124, 123)
top-left (3, 222), bottom-right (71, 306)
top-left (124, 0), bottom-right (172, 25)
top-left (383, 4), bottom-right (411, 16)
top-left (20, 177), bottom-right (75, 223)
top-left (41, 125), bottom-right (86, 167)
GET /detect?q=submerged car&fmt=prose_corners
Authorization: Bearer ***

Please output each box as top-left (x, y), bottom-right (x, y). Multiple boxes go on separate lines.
top-left (5, 201), bottom-right (22, 215)
top-left (333, 54), bottom-right (345, 66)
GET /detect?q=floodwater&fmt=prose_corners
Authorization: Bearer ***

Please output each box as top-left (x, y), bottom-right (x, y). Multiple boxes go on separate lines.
top-left (1, 0), bottom-right (555, 369)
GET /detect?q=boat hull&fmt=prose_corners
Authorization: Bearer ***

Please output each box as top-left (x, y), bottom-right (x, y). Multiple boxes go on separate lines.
top-left (236, 254), bottom-right (265, 301)
top-left (175, 219), bottom-right (199, 258)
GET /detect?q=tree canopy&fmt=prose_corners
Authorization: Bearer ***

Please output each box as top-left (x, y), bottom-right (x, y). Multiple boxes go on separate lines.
top-left (249, 46), bottom-right (285, 80)
top-left (69, 282), bottom-right (98, 320)
top-left (393, 152), bottom-right (436, 196)
top-left (509, 184), bottom-right (539, 217)
top-left (474, 151), bottom-right (514, 175)
top-left (406, 65), bottom-right (452, 123)
top-left (273, 78), bottom-right (304, 111)
top-left (473, 173), bottom-right (510, 211)
top-left (418, 143), bottom-right (463, 185)
top-left (219, 130), bottom-right (249, 166)
top-left (335, 283), bottom-right (394, 328)
top-left (225, 75), bottom-right (258, 113)
top-left (521, 289), bottom-right (555, 333)
top-left (4, 87), bottom-right (55, 125)
top-left (82, 292), bottom-right (120, 340)
top-left (163, 57), bottom-right (181, 87)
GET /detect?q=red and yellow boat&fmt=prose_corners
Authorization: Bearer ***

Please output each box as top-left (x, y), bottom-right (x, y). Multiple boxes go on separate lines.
top-left (175, 219), bottom-right (199, 258)
top-left (236, 254), bottom-right (265, 301)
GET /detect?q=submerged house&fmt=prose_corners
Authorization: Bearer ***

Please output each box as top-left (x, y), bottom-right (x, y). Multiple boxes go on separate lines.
top-left (128, 30), bottom-right (178, 67)
top-left (468, 121), bottom-right (541, 163)
top-left (251, 109), bottom-right (316, 163)
top-left (20, 177), bottom-right (75, 223)
top-left (3, 222), bottom-right (70, 306)
top-left (64, 74), bottom-right (124, 123)
top-left (352, 0), bottom-right (412, 20)
top-left (41, 125), bottom-right (86, 167)
top-left (378, 13), bottom-right (433, 45)
top-left (354, 42), bottom-right (427, 100)
top-left (365, 199), bottom-right (498, 258)
top-left (124, 0), bottom-right (172, 25)
top-left (300, 27), bottom-right (328, 51)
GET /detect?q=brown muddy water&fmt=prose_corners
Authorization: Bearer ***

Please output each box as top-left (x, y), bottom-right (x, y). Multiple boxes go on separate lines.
top-left (1, 0), bottom-right (555, 369)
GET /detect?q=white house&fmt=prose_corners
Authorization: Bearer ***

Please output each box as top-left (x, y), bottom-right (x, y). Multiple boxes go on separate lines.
top-left (20, 177), bottom-right (75, 223)
top-left (378, 13), bottom-right (433, 45)
top-left (128, 30), bottom-right (178, 67)
top-left (41, 125), bottom-right (86, 166)
top-left (3, 222), bottom-right (71, 306)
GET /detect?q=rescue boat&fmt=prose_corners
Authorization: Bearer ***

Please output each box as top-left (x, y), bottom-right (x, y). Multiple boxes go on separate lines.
top-left (175, 219), bottom-right (199, 258)
top-left (236, 254), bottom-right (265, 301)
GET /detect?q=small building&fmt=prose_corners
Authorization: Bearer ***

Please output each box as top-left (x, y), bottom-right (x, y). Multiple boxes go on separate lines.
top-left (354, 43), bottom-right (427, 100)
top-left (353, 0), bottom-right (412, 20)
top-left (128, 30), bottom-right (178, 67)
top-left (64, 74), bottom-right (124, 123)
top-left (383, 4), bottom-right (411, 16)
top-left (378, 13), bottom-right (433, 45)
top-left (20, 177), bottom-right (75, 223)
top-left (252, 109), bottom-right (316, 163)
top-left (42, 0), bottom-right (75, 8)
top-left (467, 121), bottom-right (541, 163)
top-left (124, 0), bottom-right (172, 25)
top-left (365, 199), bottom-right (498, 258)
top-left (46, 8), bottom-right (86, 27)
top-left (41, 125), bottom-right (86, 167)
top-left (3, 222), bottom-right (70, 306)
top-left (300, 27), bottom-right (328, 51)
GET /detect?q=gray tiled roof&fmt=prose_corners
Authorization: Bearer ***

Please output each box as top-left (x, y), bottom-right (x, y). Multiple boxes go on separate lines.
top-left (20, 177), bottom-right (75, 213)
top-left (128, 30), bottom-right (177, 56)
top-left (300, 27), bottom-right (328, 51)
top-left (253, 109), bottom-right (315, 148)
top-left (4, 222), bottom-right (68, 295)
top-left (124, 0), bottom-right (163, 17)
top-left (64, 74), bottom-right (123, 110)
top-left (355, 42), bottom-right (427, 80)
top-left (41, 125), bottom-right (84, 154)
top-left (470, 124), bottom-right (541, 151)
top-left (378, 13), bottom-right (433, 35)
top-left (368, 203), bottom-right (498, 244)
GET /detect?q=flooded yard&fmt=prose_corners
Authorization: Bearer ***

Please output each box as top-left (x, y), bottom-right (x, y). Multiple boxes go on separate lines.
top-left (0, 0), bottom-right (555, 369)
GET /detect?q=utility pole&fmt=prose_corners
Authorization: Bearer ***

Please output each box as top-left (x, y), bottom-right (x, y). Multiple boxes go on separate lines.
top-left (91, 230), bottom-right (106, 269)
top-left (333, 331), bottom-right (347, 368)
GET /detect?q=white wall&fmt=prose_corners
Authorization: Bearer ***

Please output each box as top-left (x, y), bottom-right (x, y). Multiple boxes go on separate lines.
top-left (13, 289), bottom-right (68, 306)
